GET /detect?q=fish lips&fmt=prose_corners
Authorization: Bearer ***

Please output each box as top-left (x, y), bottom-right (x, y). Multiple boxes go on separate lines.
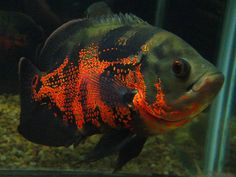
top-left (192, 72), bottom-right (224, 94)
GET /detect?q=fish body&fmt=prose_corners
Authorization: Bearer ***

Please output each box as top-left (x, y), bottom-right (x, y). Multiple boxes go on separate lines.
top-left (18, 14), bottom-right (224, 170)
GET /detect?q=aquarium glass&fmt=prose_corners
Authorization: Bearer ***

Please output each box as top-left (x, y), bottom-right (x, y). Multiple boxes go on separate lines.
top-left (224, 98), bottom-right (236, 175)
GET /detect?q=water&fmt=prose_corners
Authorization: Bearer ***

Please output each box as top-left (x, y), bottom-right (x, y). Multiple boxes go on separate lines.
top-left (0, 0), bottom-right (235, 177)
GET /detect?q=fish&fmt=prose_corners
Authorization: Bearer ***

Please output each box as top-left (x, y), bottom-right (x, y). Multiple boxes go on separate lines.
top-left (18, 13), bottom-right (224, 171)
top-left (0, 11), bottom-right (43, 53)
top-left (0, 10), bottom-right (43, 93)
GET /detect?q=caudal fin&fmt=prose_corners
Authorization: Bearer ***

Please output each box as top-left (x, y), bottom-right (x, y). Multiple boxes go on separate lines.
top-left (18, 57), bottom-right (77, 147)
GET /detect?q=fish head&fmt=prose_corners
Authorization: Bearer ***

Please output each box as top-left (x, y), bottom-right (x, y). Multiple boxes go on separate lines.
top-left (138, 30), bottom-right (224, 134)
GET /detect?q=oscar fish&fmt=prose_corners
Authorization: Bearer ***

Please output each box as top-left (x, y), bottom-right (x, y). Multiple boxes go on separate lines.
top-left (18, 14), bottom-right (224, 171)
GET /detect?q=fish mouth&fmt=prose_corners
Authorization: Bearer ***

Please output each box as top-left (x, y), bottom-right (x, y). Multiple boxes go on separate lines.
top-left (165, 71), bottom-right (224, 121)
top-left (191, 72), bottom-right (224, 93)
top-left (180, 71), bottom-right (224, 103)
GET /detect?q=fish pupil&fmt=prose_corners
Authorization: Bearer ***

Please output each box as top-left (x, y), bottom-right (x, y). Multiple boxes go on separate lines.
top-left (172, 58), bottom-right (190, 78)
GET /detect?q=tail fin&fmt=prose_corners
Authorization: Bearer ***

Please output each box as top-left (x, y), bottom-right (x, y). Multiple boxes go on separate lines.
top-left (18, 58), bottom-right (77, 147)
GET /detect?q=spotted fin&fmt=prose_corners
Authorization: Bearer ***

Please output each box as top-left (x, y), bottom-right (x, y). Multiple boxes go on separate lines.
top-left (18, 57), bottom-right (77, 146)
top-left (79, 66), bottom-right (138, 109)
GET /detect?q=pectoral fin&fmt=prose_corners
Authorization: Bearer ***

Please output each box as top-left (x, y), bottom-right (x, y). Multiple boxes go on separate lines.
top-left (82, 129), bottom-right (133, 162)
top-left (114, 135), bottom-right (147, 172)
top-left (81, 128), bottom-right (147, 171)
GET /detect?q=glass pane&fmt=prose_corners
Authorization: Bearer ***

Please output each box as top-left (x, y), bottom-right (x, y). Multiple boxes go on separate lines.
top-left (225, 102), bottom-right (236, 175)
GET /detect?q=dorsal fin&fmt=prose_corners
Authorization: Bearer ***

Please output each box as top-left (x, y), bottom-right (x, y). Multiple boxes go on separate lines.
top-left (91, 13), bottom-right (149, 26)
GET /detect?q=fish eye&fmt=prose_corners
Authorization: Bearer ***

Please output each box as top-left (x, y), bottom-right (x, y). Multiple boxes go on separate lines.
top-left (172, 58), bottom-right (190, 78)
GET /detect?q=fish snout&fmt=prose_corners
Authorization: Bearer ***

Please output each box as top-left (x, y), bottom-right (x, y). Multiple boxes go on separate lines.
top-left (192, 72), bottom-right (224, 96)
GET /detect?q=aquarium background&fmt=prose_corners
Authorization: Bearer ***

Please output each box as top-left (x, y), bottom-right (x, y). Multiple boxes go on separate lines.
top-left (0, 0), bottom-right (235, 177)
